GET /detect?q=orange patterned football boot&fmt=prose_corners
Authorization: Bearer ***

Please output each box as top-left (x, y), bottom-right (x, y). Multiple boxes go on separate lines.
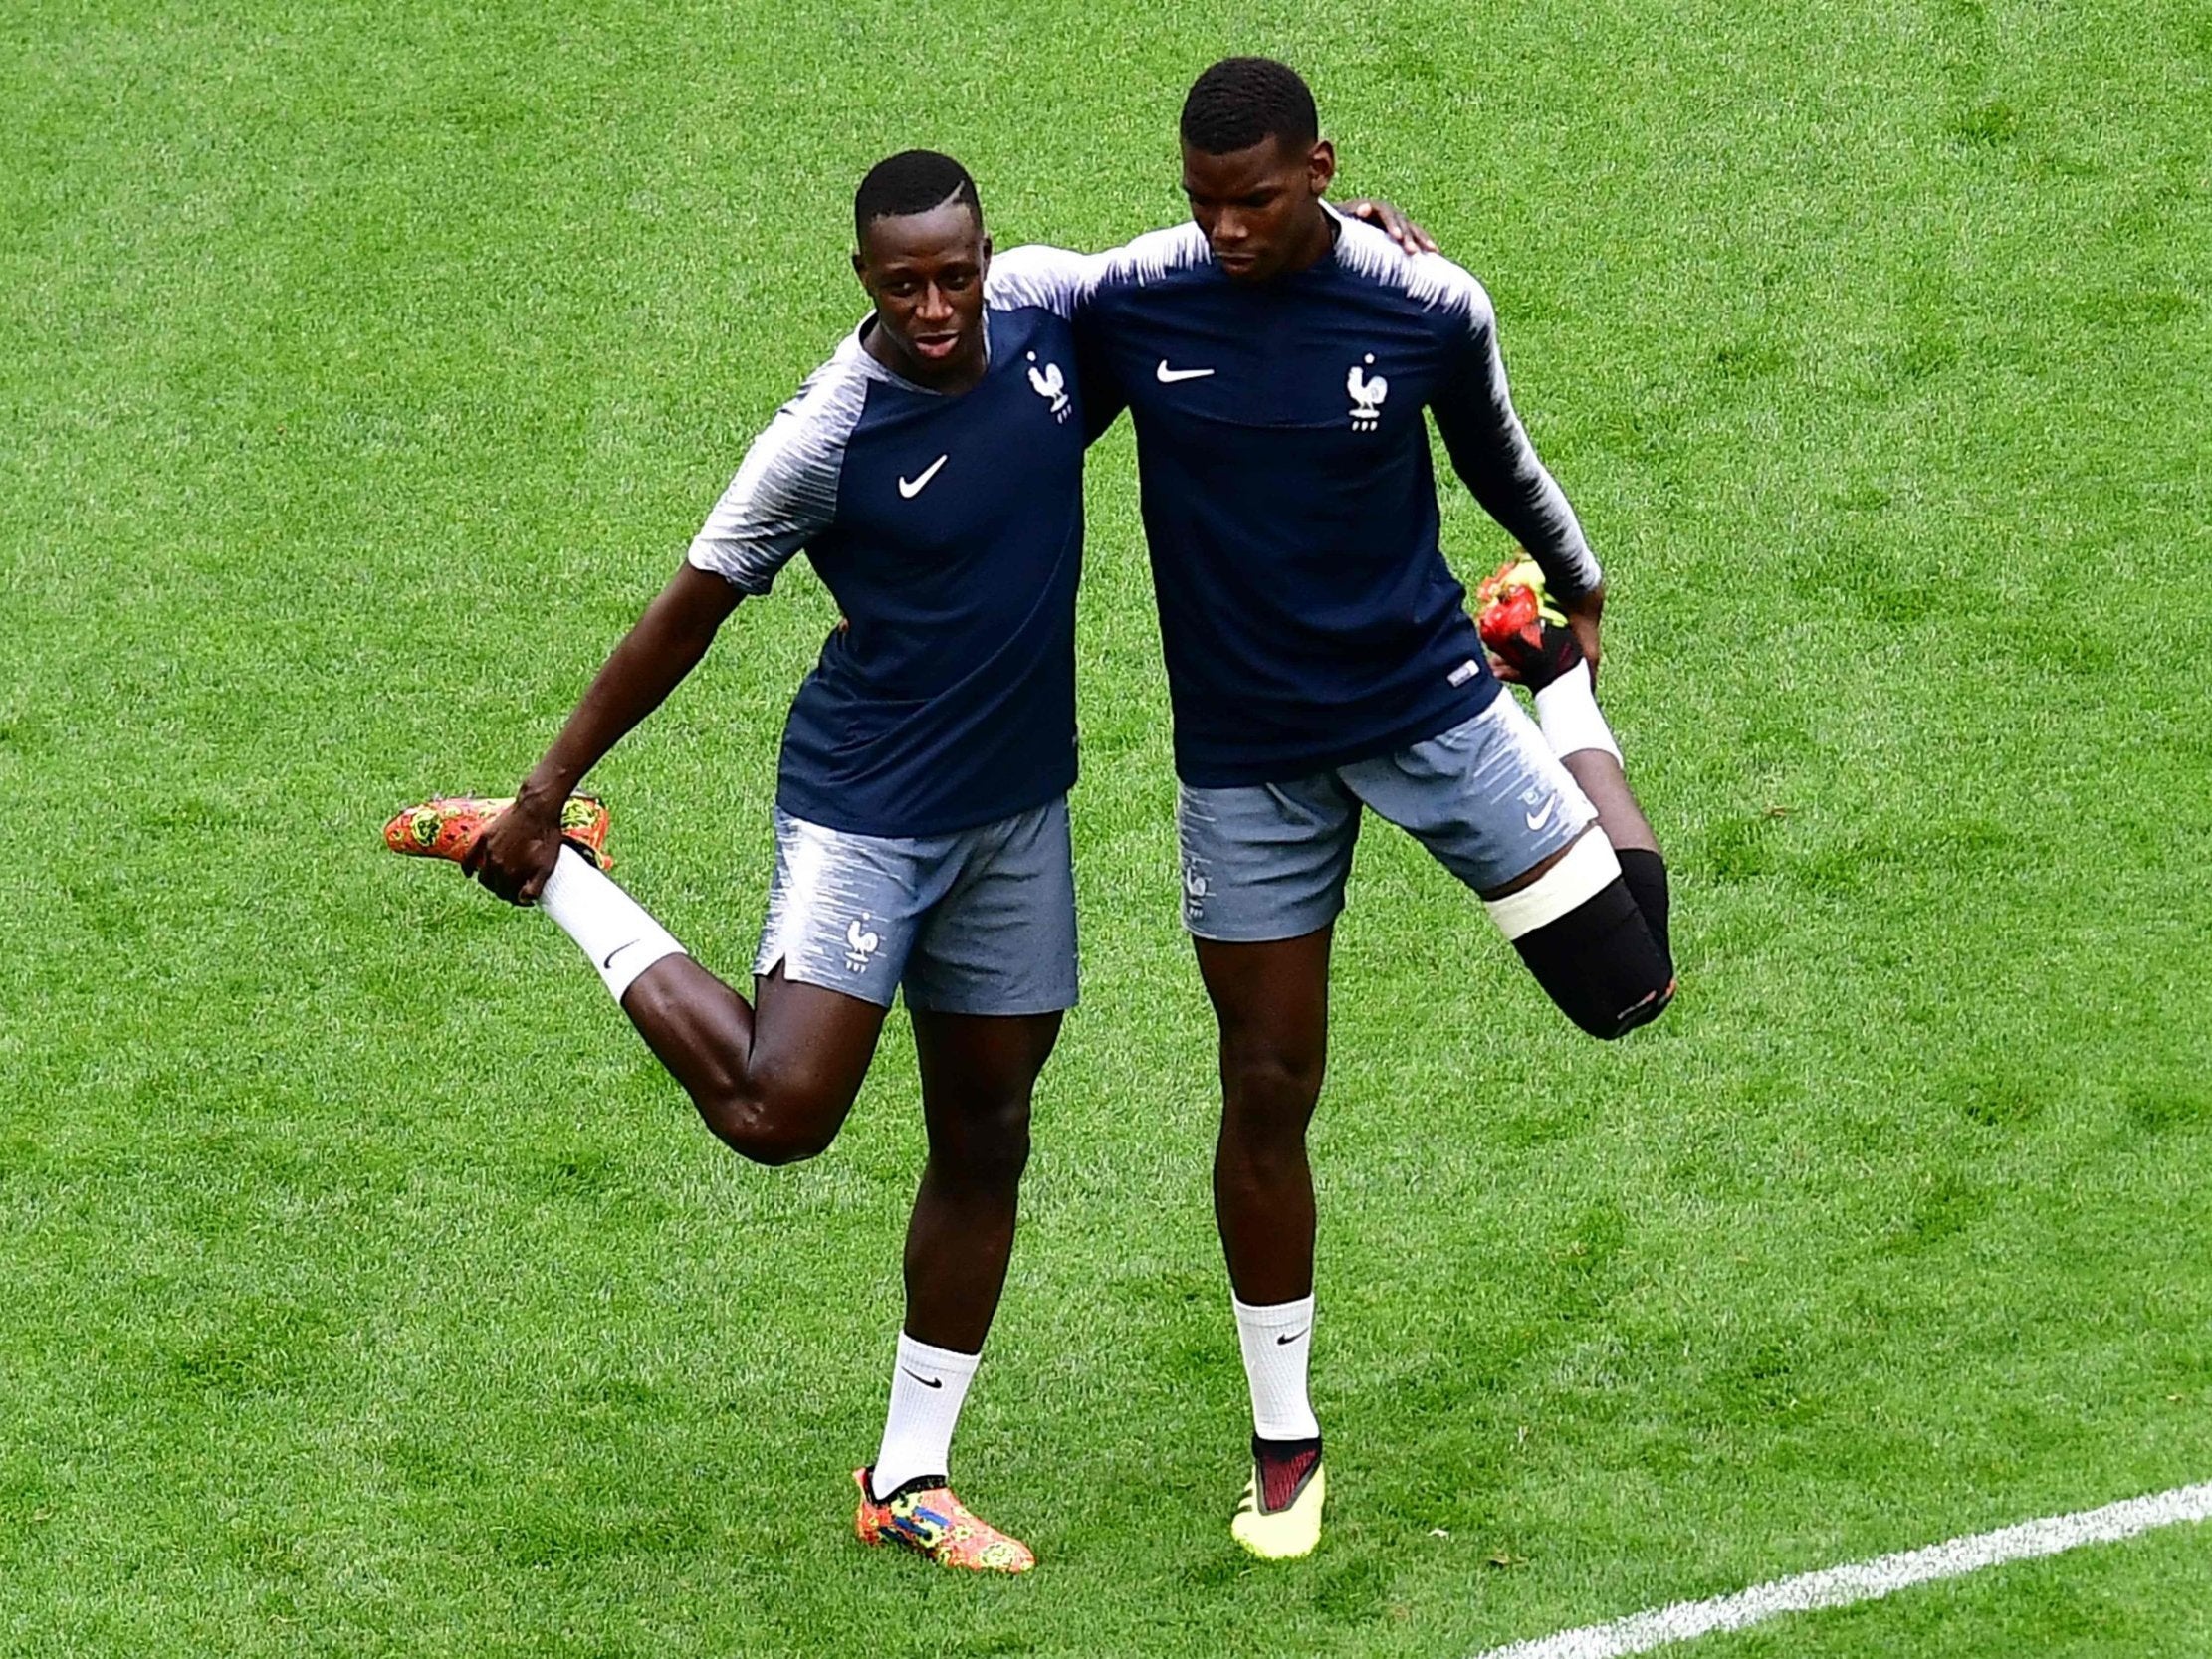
top-left (853, 1468), bottom-right (1034, 1574)
top-left (381, 794), bottom-right (613, 872)
top-left (1473, 555), bottom-right (1583, 691)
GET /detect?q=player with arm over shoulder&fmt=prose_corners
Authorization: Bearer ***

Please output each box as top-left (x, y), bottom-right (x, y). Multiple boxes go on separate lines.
top-left (382, 151), bottom-right (1113, 1573)
top-left (1069, 59), bottom-right (1676, 1557)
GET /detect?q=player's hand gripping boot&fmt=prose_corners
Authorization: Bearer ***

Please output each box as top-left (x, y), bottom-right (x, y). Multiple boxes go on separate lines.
top-left (1231, 1436), bottom-right (1327, 1560)
top-left (853, 1467), bottom-right (1035, 1574)
top-left (1474, 555), bottom-right (1584, 692)
top-left (381, 794), bottom-right (613, 873)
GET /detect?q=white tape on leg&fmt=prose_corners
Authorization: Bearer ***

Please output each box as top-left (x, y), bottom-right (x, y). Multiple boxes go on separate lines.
top-left (1483, 830), bottom-right (1622, 941)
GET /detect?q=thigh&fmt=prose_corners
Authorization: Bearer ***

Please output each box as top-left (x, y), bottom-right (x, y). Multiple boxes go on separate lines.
top-left (909, 1008), bottom-right (1063, 1137)
top-left (903, 798), bottom-right (1080, 1017)
top-left (1178, 775), bottom-right (1360, 943)
top-left (753, 808), bottom-right (944, 1008)
top-left (745, 963), bottom-right (895, 1129)
top-left (1194, 926), bottom-right (1333, 1093)
top-left (1342, 692), bottom-right (1595, 898)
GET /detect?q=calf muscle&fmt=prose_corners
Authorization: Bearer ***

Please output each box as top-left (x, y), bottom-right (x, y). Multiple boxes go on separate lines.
top-left (900, 1009), bottom-right (1061, 1353)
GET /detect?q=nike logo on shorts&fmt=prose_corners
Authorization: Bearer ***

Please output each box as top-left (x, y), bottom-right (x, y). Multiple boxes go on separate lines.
top-left (1525, 798), bottom-right (1557, 832)
top-left (1155, 360), bottom-right (1216, 383)
top-left (898, 455), bottom-right (949, 498)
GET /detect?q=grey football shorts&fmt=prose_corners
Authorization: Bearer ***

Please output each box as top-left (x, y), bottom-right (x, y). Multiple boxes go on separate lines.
top-left (1176, 693), bottom-right (1598, 943)
top-left (754, 796), bottom-right (1078, 1016)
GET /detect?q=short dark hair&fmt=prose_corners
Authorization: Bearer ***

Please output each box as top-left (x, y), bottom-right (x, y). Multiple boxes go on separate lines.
top-left (854, 149), bottom-right (982, 241)
top-left (1180, 57), bottom-right (1319, 155)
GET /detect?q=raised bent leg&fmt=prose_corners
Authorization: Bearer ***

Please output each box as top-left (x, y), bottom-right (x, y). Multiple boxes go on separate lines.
top-left (1481, 827), bottom-right (1673, 1039)
top-left (1560, 748), bottom-right (1671, 973)
top-left (620, 958), bottom-right (888, 1165)
top-left (1474, 559), bottom-right (1674, 980)
top-left (1477, 672), bottom-right (1675, 1037)
top-left (1534, 656), bottom-right (1673, 981)
top-left (1337, 682), bottom-right (1673, 1042)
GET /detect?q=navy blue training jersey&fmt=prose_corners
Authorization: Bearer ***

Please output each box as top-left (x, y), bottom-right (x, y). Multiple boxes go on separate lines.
top-left (688, 273), bottom-right (1100, 837)
top-left (1019, 210), bottom-right (1603, 787)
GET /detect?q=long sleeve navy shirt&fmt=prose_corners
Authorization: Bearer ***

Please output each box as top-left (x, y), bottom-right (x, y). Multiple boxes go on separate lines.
top-left (995, 211), bottom-right (1600, 787)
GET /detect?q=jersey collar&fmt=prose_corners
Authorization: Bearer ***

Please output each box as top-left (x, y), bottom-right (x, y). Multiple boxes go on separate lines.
top-left (847, 310), bottom-right (999, 397)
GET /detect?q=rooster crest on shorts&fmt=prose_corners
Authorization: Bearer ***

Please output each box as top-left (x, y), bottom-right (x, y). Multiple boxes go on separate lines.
top-left (844, 916), bottom-right (881, 972)
top-left (1181, 861), bottom-right (1211, 925)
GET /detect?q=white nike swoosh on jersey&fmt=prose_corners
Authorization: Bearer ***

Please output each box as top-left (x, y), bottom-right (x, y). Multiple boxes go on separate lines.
top-left (898, 455), bottom-right (949, 498)
top-left (1525, 798), bottom-right (1557, 832)
top-left (1155, 360), bottom-right (1217, 383)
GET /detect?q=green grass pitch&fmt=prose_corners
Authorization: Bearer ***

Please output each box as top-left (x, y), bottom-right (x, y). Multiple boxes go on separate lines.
top-left (4, 0), bottom-right (2210, 1653)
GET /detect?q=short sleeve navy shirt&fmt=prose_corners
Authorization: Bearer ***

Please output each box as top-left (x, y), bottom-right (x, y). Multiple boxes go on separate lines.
top-left (689, 263), bottom-right (1097, 837)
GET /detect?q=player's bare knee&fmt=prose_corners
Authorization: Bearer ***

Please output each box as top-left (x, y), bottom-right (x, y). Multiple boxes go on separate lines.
top-left (740, 1120), bottom-right (839, 1167)
top-left (695, 1082), bottom-right (840, 1167)
top-left (980, 1121), bottom-right (1031, 1188)
top-left (1486, 834), bottom-right (1674, 1042)
top-left (1217, 1058), bottom-right (1319, 1180)
top-left (935, 1094), bottom-right (1032, 1190)
top-left (1220, 1039), bottom-right (1324, 1118)
top-left (987, 1095), bottom-right (1034, 1181)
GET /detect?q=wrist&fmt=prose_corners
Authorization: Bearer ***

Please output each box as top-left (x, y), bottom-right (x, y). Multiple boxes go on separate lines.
top-left (515, 770), bottom-right (577, 815)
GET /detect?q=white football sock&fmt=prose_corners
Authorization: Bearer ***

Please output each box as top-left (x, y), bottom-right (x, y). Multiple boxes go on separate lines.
top-left (538, 846), bottom-right (686, 1002)
top-left (1533, 659), bottom-right (1624, 766)
top-left (1232, 1293), bottom-right (1320, 1441)
top-left (871, 1332), bottom-right (981, 1498)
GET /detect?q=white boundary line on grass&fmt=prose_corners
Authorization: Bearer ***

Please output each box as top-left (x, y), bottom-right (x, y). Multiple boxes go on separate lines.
top-left (1470, 1480), bottom-right (2212, 1659)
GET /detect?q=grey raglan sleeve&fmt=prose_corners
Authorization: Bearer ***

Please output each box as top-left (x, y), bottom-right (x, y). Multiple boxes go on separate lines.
top-left (686, 358), bottom-right (866, 595)
top-left (984, 243), bottom-right (1103, 318)
top-left (1428, 271), bottom-right (1603, 600)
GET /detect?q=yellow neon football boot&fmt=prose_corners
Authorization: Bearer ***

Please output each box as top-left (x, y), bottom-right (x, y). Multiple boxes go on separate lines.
top-left (381, 794), bottom-right (613, 872)
top-left (852, 1467), bottom-right (1035, 1574)
top-left (1231, 1438), bottom-right (1327, 1560)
